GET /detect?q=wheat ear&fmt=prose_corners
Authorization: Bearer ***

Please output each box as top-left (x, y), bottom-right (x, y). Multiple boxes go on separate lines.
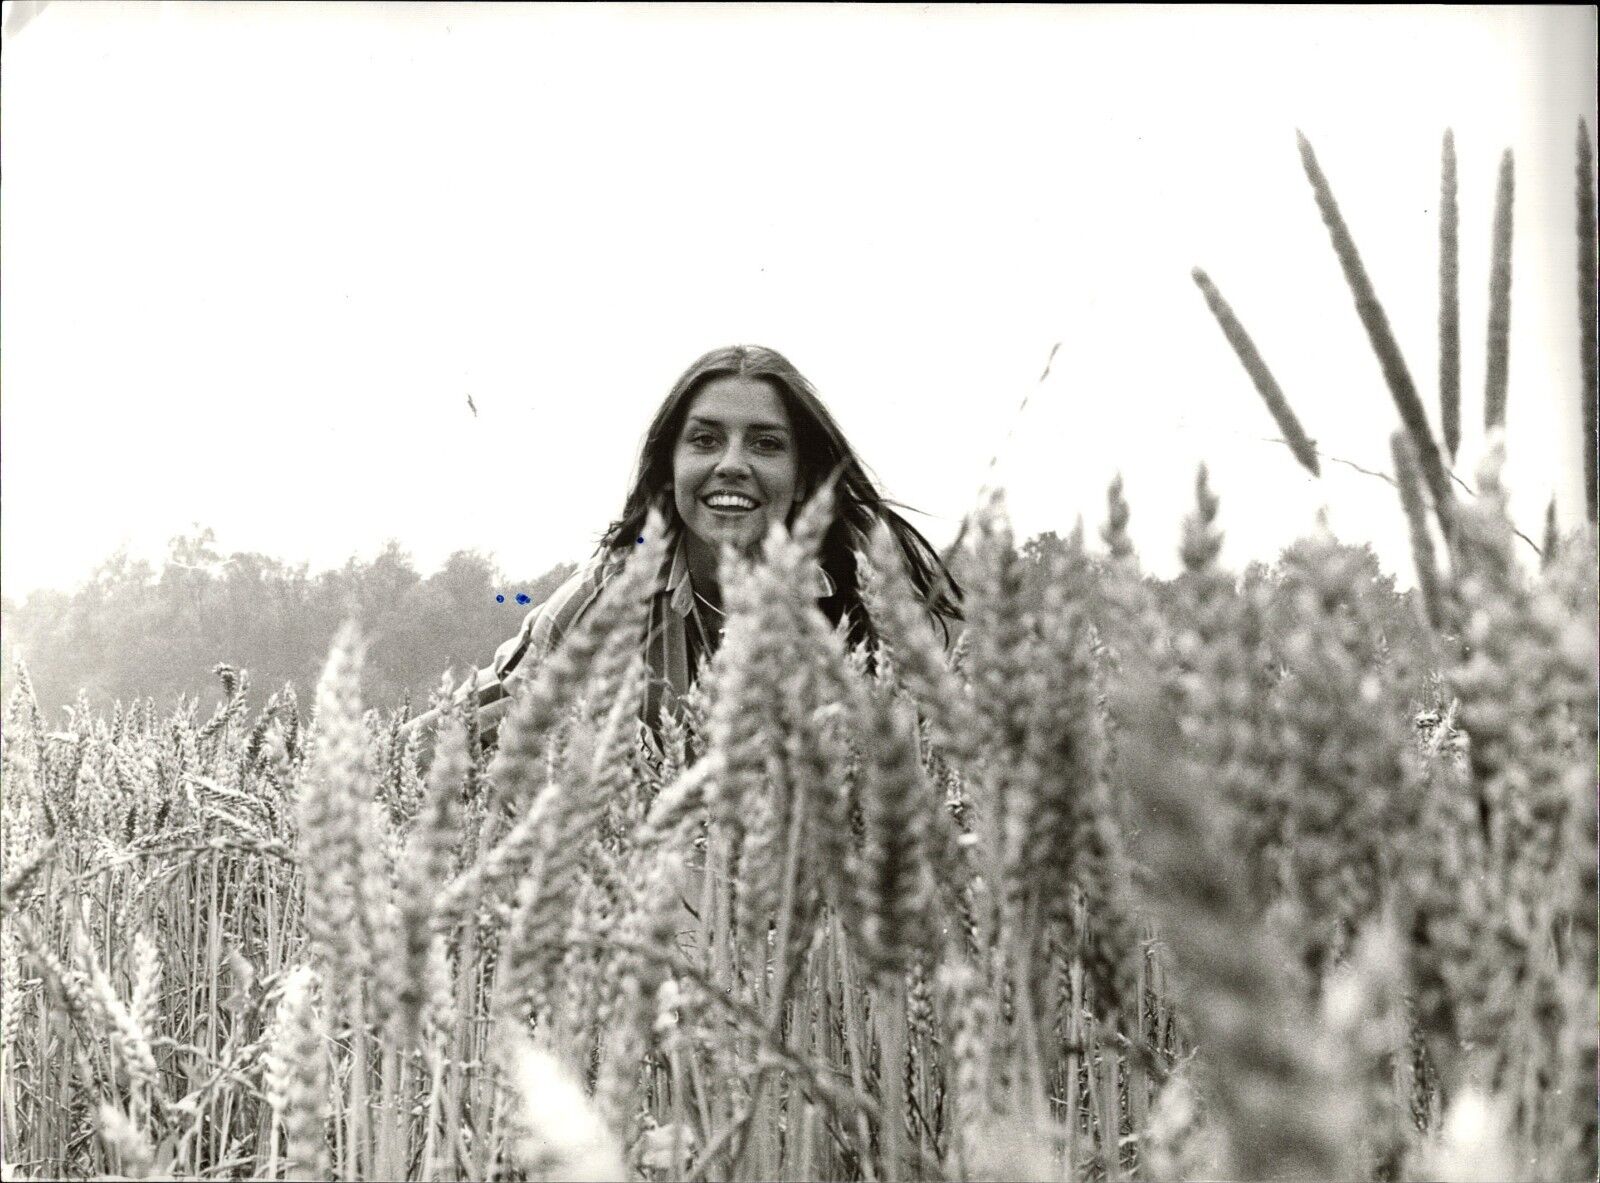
top-left (1483, 150), bottom-right (1515, 432)
top-left (1191, 267), bottom-right (1321, 477)
top-left (1575, 119), bottom-right (1597, 523)
top-left (1298, 131), bottom-right (1454, 535)
top-left (1439, 129), bottom-right (1462, 463)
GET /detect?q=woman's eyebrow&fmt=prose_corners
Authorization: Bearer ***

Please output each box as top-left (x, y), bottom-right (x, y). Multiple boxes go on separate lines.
top-left (685, 416), bottom-right (791, 434)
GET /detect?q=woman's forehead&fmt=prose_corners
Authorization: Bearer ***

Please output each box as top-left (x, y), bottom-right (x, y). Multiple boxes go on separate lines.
top-left (682, 374), bottom-right (792, 430)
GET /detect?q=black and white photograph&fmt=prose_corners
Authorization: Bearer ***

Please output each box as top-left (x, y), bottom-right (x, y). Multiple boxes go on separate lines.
top-left (1, 4), bottom-right (1596, 1180)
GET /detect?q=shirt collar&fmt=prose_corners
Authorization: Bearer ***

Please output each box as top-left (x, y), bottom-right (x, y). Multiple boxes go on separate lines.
top-left (662, 524), bottom-right (836, 616)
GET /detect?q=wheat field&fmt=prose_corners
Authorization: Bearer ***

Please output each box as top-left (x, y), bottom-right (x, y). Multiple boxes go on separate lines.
top-left (1, 459), bottom-right (1594, 1181)
top-left (2, 126), bottom-right (1597, 1182)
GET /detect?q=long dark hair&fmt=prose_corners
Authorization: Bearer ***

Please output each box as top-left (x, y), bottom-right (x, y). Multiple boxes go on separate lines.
top-left (598, 345), bottom-right (963, 649)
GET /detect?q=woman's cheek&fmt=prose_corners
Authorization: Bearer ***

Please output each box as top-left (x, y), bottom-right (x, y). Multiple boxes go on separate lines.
top-left (674, 453), bottom-right (708, 497)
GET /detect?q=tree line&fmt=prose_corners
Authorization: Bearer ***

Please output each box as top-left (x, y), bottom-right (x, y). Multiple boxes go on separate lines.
top-left (2, 524), bottom-right (1432, 726)
top-left (1, 528), bottom-right (575, 722)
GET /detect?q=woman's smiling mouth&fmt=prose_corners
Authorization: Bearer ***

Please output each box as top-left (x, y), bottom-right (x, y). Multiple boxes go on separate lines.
top-left (703, 491), bottom-right (761, 513)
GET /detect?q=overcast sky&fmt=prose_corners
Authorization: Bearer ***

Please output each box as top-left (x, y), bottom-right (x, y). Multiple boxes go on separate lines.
top-left (3, 3), bottom-right (1595, 600)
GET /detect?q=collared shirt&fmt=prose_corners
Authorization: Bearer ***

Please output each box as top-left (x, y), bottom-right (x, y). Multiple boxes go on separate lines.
top-left (409, 524), bottom-right (835, 745)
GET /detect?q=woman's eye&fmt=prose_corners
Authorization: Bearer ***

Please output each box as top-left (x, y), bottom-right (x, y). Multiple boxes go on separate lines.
top-left (688, 433), bottom-right (718, 448)
top-left (755, 436), bottom-right (785, 452)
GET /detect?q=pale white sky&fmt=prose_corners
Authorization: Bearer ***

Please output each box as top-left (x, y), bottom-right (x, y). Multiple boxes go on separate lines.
top-left (3, 3), bottom-right (1595, 598)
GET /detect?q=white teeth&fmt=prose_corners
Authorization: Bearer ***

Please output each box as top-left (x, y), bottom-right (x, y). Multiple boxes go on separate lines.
top-left (705, 493), bottom-right (758, 510)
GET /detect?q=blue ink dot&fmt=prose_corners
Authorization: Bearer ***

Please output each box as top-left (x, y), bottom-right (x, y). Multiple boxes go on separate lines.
top-left (495, 594), bottom-right (505, 603)
top-left (515, 592), bottom-right (531, 605)
top-left (636, 535), bottom-right (645, 544)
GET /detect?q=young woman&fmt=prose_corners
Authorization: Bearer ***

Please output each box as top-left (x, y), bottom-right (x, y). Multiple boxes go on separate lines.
top-left (420, 344), bottom-right (962, 744)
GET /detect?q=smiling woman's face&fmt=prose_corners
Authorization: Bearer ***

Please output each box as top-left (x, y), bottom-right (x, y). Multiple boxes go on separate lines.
top-left (672, 374), bottom-right (802, 576)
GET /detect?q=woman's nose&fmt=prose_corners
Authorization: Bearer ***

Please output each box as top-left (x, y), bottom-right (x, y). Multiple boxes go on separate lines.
top-left (713, 444), bottom-right (752, 476)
